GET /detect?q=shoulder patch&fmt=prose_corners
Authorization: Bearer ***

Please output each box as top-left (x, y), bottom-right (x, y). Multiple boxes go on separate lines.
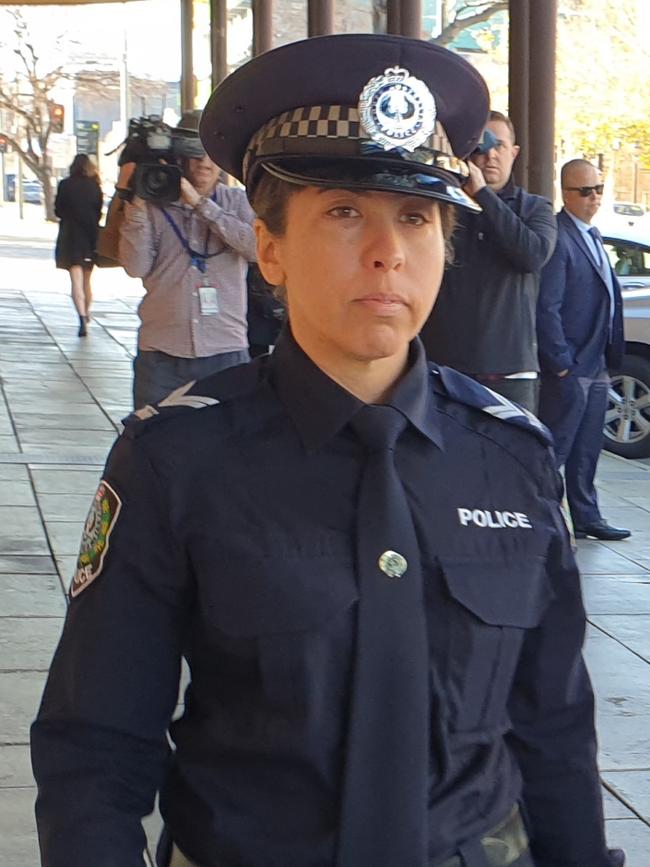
top-left (70, 480), bottom-right (122, 598)
top-left (435, 365), bottom-right (552, 446)
top-left (122, 359), bottom-right (269, 437)
top-left (133, 380), bottom-right (220, 420)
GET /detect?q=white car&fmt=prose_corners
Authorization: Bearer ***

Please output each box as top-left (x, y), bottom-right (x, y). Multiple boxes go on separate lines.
top-left (601, 227), bottom-right (650, 459)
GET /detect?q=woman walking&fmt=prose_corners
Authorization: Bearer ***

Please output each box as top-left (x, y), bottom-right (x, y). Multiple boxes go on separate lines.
top-left (54, 154), bottom-right (103, 336)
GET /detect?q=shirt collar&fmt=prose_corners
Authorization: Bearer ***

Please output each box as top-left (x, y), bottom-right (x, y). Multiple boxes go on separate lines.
top-left (270, 328), bottom-right (444, 453)
top-left (496, 177), bottom-right (517, 199)
top-left (564, 208), bottom-right (592, 234)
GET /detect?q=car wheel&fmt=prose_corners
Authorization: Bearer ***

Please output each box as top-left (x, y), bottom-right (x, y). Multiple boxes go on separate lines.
top-left (604, 354), bottom-right (650, 459)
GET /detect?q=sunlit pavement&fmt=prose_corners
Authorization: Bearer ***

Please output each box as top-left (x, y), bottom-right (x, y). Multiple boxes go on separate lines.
top-left (1, 207), bottom-right (649, 865)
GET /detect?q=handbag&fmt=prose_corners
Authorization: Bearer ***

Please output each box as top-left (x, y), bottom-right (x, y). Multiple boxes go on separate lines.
top-left (95, 194), bottom-right (125, 268)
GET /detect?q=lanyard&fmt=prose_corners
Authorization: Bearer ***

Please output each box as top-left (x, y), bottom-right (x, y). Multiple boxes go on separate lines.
top-left (161, 190), bottom-right (219, 274)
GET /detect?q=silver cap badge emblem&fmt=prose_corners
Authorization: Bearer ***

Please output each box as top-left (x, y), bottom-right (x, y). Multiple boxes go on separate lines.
top-left (358, 66), bottom-right (437, 152)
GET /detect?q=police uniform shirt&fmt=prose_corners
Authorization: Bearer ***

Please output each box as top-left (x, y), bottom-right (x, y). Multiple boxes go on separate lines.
top-left (31, 331), bottom-right (609, 867)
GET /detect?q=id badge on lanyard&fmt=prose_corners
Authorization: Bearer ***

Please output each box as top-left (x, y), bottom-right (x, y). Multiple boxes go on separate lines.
top-left (198, 284), bottom-right (219, 315)
top-left (192, 255), bottom-right (219, 316)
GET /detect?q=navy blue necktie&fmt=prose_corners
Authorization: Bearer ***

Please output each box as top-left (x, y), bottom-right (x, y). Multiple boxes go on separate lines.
top-left (588, 225), bottom-right (603, 267)
top-left (337, 405), bottom-right (429, 867)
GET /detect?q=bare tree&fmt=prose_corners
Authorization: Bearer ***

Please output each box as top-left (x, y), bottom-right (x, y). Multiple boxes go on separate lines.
top-left (0, 8), bottom-right (113, 220)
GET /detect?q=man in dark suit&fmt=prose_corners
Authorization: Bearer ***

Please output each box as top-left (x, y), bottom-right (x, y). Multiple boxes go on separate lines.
top-left (537, 158), bottom-right (630, 541)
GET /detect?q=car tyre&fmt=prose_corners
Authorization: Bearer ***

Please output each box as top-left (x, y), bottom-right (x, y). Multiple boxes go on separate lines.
top-left (604, 354), bottom-right (650, 459)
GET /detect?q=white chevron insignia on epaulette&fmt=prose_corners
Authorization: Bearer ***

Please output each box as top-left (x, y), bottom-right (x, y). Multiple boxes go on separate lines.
top-left (482, 388), bottom-right (546, 432)
top-left (134, 380), bottom-right (220, 421)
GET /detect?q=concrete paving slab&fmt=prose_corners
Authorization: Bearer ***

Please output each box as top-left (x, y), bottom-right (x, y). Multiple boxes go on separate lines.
top-left (599, 481), bottom-right (650, 498)
top-left (0, 481), bottom-right (36, 506)
top-left (604, 771), bottom-right (650, 822)
top-left (44, 523), bottom-right (83, 559)
top-left (0, 556), bottom-right (56, 575)
top-left (604, 818), bottom-right (650, 866)
top-left (583, 576), bottom-right (650, 615)
top-left (0, 507), bottom-right (49, 555)
top-left (618, 496), bottom-right (650, 511)
top-left (6, 401), bottom-right (98, 416)
top-left (585, 626), bottom-right (650, 770)
top-left (55, 556), bottom-right (77, 585)
top-left (0, 745), bottom-right (34, 787)
top-left (590, 615), bottom-right (650, 663)
top-left (0, 435), bottom-right (20, 452)
top-left (30, 468), bottom-right (101, 495)
top-left (37, 493), bottom-right (93, 523)
top-left (0, 671), bottom-right (47, 742)
top-left (0, 787), bottom-right (40, 867)
top-left (576, 541), bottom-right (650, 575)
top-left (0, 464), bottom-right (28, 481)
top-left (0, 574), bottom-right (66, 617)
top-left (603, 785), bottom-right (639, 819)
top-left (17, 430), bottom-right (117, 451)
top-left (0, 618), bottom-right (64, 672)
top-left (13, 412), bottom-right (115, 432)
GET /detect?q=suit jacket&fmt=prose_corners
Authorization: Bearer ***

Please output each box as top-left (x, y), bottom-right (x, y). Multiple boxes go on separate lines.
top-left (537, 209), bottom-right (624, 377)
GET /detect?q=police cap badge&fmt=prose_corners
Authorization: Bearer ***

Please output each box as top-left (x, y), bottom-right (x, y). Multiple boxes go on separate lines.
top-left (199, 34), bottom-right (489, 210)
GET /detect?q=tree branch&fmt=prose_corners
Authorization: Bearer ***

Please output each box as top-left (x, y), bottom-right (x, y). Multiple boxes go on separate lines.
top-left (433, 1), bottom-right (508, 46)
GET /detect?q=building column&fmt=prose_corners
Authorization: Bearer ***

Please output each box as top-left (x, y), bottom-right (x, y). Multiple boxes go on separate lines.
top-left (508, 0), bottom-right (557, 201)
top-left (508, 0), bottom-right (529, 189)
top-left (527, 0), bottom-right (557, 200)
top-left (253, 0), bottom-right (273, 55)
top-left (399, 0), bottom-right (422, 37)
top-left (308, 0), bottom-right (335, 36)
top-left (180, 0), bottom-right (194, 112)
top-left (210, 0), bottom-right (228, 88)
top-left (386, 0), bottom-right (400, 34)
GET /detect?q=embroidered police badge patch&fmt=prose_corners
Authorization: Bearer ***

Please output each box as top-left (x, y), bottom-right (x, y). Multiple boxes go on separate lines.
top-left (70, 480), bottom-right (122, 598)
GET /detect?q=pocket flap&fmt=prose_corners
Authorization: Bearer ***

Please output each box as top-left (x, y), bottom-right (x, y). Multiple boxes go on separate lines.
top-left (440, 556), bottom-right (554, 628)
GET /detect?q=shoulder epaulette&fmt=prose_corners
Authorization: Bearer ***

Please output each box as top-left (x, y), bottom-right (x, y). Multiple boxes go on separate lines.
top-left (434, 365), bottom-right (553, 447)
top-left (123, 356), bottom-right (268, 439)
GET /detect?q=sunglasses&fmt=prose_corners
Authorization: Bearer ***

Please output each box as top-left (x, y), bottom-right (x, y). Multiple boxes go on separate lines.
top-left (564, 184), bottom-right (604, 197)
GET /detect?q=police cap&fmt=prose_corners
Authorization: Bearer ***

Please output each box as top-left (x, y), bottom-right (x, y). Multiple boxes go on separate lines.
top-left (199, 34), bottom-right (490, 209)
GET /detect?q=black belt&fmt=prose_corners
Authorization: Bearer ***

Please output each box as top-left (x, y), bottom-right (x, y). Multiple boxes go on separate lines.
top-left (169, 805), bottom-right (529, 867)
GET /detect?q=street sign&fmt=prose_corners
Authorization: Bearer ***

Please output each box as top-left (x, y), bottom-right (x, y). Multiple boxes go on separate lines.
top-left (75, 120), bottom-right (100, 156)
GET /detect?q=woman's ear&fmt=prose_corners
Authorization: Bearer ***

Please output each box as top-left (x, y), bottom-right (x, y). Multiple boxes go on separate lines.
top-left (254, 219), bottom-right (286, 286)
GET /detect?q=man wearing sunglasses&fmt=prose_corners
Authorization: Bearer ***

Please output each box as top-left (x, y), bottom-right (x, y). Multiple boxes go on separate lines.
top-left (537, 159), bottom-right (629, 541)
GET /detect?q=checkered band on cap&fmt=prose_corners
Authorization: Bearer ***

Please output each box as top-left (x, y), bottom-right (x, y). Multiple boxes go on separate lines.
top-left (242, 104), bottom-right (465, 182)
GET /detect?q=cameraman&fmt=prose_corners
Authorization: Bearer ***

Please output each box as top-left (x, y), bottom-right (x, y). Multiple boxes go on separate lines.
top-left (117, 111), bottom-right (256, 409)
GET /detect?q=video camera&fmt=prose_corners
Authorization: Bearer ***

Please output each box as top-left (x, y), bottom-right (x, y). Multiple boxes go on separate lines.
top-left (118, 115), bottom-right (206, 203)
top-left (471, 128), bottom-right (499, 156)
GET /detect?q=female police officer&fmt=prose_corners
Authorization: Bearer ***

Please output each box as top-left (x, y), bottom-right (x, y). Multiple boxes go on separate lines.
top-left (31, 34), bottom-right (624, 867)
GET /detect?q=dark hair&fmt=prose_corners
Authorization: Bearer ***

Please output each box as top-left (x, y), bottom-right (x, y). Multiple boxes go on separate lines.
top-left (488, 110), bottom-right (516, 144)
top-left (250, 171), bottom-right (457, 260)
top-left (69, 154), bottom-right (100, 183)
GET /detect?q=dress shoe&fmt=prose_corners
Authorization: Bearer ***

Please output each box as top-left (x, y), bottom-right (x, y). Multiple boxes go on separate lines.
top-left (608, 848), bottom-right (626, 867)
top-left (78, 315), bottom-right (88, 337)
top-left (574, 520), bottom-right (631, 541)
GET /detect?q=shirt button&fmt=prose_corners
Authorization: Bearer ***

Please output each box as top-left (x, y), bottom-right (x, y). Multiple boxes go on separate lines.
top-left (378, 550), bottom-right (408, 578)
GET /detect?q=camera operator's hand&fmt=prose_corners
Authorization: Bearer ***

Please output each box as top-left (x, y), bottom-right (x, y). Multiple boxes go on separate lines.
top-left (116, 162), bottom-right (147, 210)
top-left (463, 160), bottom-right (487, 198)
top-left (179, 177), bottom-right (202, 209)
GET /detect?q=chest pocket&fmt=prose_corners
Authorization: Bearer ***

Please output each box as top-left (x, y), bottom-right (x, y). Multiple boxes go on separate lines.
top-left (437, 555), bottom-right (554, 732)
top-left (192, 534), bottom-right (357, 716)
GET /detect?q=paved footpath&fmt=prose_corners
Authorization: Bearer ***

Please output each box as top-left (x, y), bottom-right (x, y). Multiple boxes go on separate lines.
top-left (0, 208), bottom-right (649, 865)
